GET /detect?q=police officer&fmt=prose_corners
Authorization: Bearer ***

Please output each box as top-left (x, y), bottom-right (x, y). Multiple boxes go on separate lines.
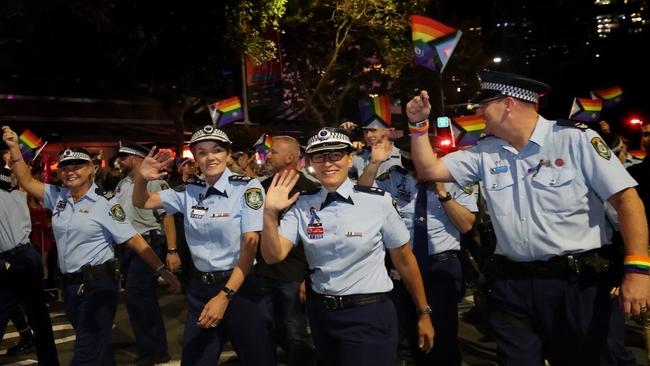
top-left (3, 125), bottom-right (181, 366)
top-left (405, 71), bottom-right (650, 365)
top-left (261, 127), bottom-right (434, 366)
top-left (348, 118), bottom-right (403, 181)
top-left (133, 124), bottom-right (276, 366)
top-left (114, 140), bottom-right (172, 365)
top-left (0, 166), bottom-right (59, 365)
top-left (371, 140), bottom-right (477, 366)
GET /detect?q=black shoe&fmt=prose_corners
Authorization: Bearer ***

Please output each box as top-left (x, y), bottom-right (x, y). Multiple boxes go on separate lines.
top-left (152, 351), bottom-right (171, 364)
top-left (5, 338), bottom-right (34, 356)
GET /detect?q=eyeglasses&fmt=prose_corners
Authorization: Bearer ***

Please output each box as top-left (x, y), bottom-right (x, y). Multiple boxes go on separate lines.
top-left (476, 96), bottom-right (506, 109)
top-left (309, 151), bottom-right (347, 163)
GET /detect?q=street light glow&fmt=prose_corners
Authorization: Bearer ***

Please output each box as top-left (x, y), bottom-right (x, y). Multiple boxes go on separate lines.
top-left (493, 57), bottom-right (502, 63)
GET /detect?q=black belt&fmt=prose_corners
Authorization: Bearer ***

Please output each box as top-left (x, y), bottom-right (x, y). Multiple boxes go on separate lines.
top-left (62, 261), bottom-right (115, 284)
top-left (310, 290), bottom-right (390, 311)
top-left (0, 243), bottom-right (30, 259)
top-left (191, 269), bottom-right (233, 285)
top-left (430, 250), bottom-right (458, 262)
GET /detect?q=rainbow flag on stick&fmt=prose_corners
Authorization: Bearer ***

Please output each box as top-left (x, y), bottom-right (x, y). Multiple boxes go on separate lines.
top-left (590, 86), bottom-right (623, 108)
top-left (18, 129), bottom-right (44, 162)
top-left (358, 95), bottom-right (392, 128)
top-left (451, 115), bottom-right (486, 147)
top-left (209, 96), bottom-right (243, 127)
top-left (253, 133), bottom-right (272, 152)
top-left (569, 98), bottom-right (603, 122)
top-left (410, 15), bottom-right (462, 73)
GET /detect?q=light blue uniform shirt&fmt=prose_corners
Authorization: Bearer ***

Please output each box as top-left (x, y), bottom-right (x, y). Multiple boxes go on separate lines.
top-left (43, 183), bottom-right (137, 273)
top-left (350, 145), bottom-right (403, 179)
top-left (115, 176), bottom-right (168, 234)
top-left (375, 166), bottom-right (478, 254)
top-left (442, 116), bottom-right (638, 261)
top-left (278, 178), bottom-right (410, 296)
top-left (0, 189), bottom-right (31, 252)
top-left (158, 168), bottom-right (264, 272)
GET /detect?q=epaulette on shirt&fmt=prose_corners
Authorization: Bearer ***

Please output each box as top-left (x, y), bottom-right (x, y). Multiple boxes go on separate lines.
top-left (556, 119), bottom-right (588, 131)
top-left (353, 185), bottom-right (385, 196)
top-left (95, 187), bottom-right (114, 200)
top-left (229, 175), bottom-right (253, 183)
top-left (186, 178), bottom-right (207, 187)
top-left (300, 187), bottom-right (321, 196)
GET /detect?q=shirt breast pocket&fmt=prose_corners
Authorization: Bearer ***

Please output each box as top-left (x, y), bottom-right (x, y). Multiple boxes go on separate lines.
top-left (532, 167), bottom-right (580, 213)
top-left (484, 173), bottom-right (515, 216)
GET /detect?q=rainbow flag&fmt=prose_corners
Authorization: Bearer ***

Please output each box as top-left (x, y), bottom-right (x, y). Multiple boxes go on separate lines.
top-left (410, 15), bottom-right (461, 73)
top-left (19, 129), bottom-right (42, 149)
top-left (358, 95), bottom-right (392, 128)
top-left (590, 86), bottom-right (623, 108)
top-left (253, 133), bottom-right (272, 152)
top-left (451, 115), bottom-right (486, 146)
top-left (214, 96), bottom-right (243, 126)
top-left (569, 98), bottom-right (603, 122)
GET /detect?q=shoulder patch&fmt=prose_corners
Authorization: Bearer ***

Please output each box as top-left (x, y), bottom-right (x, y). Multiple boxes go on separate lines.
top-left (353, 185), bottom-right (386, 196)
top-left (186, 178), bottom-right (206, 187)
top-left (173, 184), bottom-right (186, 192)
top-left (462, 185), bottom-right (474, 195)
top-left (591, 136), bottom-right (612, 160)
top-left (110, 204), bottom-right (126, 222)
top-left (392, 197), bottom-right (404, 218)
top-left (159, 182), bottom-right (170, 190)
top-left (556, 119), bottom-right (588, 131)
top-left (244, 187), bottom-right (263, 210)
top-left (229, 175), bottom-right (253, 183)
top-left (95, 187), bottom-right (114, 200)
top-left (300, 187), bottom-right (321, 196)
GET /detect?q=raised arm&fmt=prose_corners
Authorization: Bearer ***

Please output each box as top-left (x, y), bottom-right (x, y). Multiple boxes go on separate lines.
top-left (2, 126), bottom-right (45, 200)
top-left (133, 147), bottom-right (172, 209)
top-left (406, 92), bottom-right (454, 182)
top-left (261, 170), bottom-right (300, 263)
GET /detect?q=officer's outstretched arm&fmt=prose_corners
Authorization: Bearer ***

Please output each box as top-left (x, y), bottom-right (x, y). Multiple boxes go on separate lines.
top-left (405, 92), bottom-right (454, 182)
top-left (389, 243), bottom-right (435, 353)
top-left (261, 170), bottom-right (300, 263)
top-left (2, 126), bottom-right (45, 200)
top-left (133, 147), bottom-right (171, 209)
top-left (126, 234), bottom-right (181, 293)
top-left (608, 187), bottom-right (650, 316)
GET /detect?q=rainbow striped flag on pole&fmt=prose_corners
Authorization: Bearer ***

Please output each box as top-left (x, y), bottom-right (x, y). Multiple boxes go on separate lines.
top-left (569, 98), bottom-right (603, 122)
top-left (18, 129), bottom-right (44, 161)
top-left (209, 96), bottom-right (243, 127)
top-left (590, 86), bottom-right (623, 108)
top-left (451, 115), bottom-right (486, 147)
top-left (358, 95), bottom-right (392, 129)
top-left (410, 15), bottom-right (462, 73)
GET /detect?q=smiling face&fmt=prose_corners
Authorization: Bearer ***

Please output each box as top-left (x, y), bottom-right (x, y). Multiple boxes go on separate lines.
top-left (190, 141), bottom-right (231, 183)
top-left (307, 149), bottom-right (352, 191)
top-left (363, 128), bottom-right (391, 145)
top-left (58, 162), bottom-right (94, 190)
top-left (476, 96), bottom-right (510, 135)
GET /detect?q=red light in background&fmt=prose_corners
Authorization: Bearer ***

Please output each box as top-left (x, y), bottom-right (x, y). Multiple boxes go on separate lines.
top-left (439, 139), bottom-right (452, 147)
top-left (628, 117), bottom-right (643, 126)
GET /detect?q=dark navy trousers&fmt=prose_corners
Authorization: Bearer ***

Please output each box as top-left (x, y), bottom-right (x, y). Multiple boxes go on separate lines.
top-left (487, 274), bottom-right (636, 365)
top-left (64, 276), bottom-right (118, 366)
top-left (0, 245), bottom-right (59, 365)
top-left (181, 276), bottom-right (276, 366)
top-left (393, 254), bottom-right (464, 365)
top-left (122, 241), bottom-right (168, 358)
top-left (307, 295), bottom-right (398, 366)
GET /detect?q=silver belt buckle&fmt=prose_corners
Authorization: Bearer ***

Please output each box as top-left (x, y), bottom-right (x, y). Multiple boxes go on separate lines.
top-left (323, 295), bottom-right (343, 310)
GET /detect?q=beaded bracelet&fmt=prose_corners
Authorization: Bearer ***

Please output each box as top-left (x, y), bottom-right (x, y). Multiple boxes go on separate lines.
top-left (623, 255), bottom-right (650, 275)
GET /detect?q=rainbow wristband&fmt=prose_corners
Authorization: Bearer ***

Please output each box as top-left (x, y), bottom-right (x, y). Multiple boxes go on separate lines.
top-left (408, 120), bottom-right (429, 135)
top-left (623, 255), bottom-right (650, 275)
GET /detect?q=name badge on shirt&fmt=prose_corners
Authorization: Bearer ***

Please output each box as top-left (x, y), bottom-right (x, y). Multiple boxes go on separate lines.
top-left (345, 231), bottom-right (362, 237)
top-left (190, 206), bottom-right (207, 219)
top-left (490, 160), bottom-right (509, 174)
top-left (78, 208), bottom-right (89, 214)
top-left (55, 200), bottom-right (67, 211)
top-left (307, 223), bottom-right (324, 240)
top-left (210, 213), bottom-right (230, 218)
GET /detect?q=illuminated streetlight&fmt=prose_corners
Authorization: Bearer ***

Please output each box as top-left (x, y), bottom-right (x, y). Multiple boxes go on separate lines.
top-left (493, 56), bottom-right (502, 63)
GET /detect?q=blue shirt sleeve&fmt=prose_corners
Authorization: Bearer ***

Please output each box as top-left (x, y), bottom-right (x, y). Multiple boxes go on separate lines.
top-left (447, 183), bottom-right (479, 212)
top-left (158, 187), bottom-right (184, 215)
top-left (441, 148), bottom-right (483, 187)
top-left (148, 180), bottom-right (170, 216)
top-left (278, 205), bottom-right (300, 246)
top-left (43, 184), bottom-right (59, 211)
top-left (381, 197), bottom-right (410, 249)
top-left (241, 180), bottom-right (264, 233)
top-left (100, 200), bottom-right (138, 244)
top-left (579, 130), bottom-right (638, 201)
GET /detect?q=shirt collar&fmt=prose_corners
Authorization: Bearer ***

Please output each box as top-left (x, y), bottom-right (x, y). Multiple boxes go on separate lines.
top-left (500, 115), bottom-right (550, 154)
top-left (64, 183), bottom-right (100, 202)
top-left (202, 168), bottom-right (232, 198)
top-left (318, 178), bottom-right (355, 203)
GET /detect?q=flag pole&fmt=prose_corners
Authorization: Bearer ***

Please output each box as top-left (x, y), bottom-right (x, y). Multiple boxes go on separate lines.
top-left (240, 54), bottom-right (252, 124)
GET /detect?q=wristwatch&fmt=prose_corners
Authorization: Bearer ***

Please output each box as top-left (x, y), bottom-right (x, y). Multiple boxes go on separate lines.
top-left (437, 192), bottom-right (452, 202)
top-left (222, 286), bottom-right (236, 300)
top-left (167, 248), bottom-right (178, 254)
top-left (417, 305), bottom-right (433, 316)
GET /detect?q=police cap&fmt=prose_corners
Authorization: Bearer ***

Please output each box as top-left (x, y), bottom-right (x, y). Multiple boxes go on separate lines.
top-left (58, 147), bottom-right (93, 167)
top-left (189, 125), bottom-right (232, 147)
top-left (470, 70), bottom-right (550, 105)
top-left (305, 127), bottom-right (354, 154)
top-left (115, 140), bottom-right (150, 159)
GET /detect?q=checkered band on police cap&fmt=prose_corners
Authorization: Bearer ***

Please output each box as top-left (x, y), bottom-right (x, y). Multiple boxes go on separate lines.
top-left (0, 168), bottom-right (11, 184)
top-left (305, 128), bottom-right (354, 154)
top-left (189, 125), bottom-right (232, 146)
top-left (59, 149), bottom-right (92, 165)
top-left (480, 81), bottom-right (539, 103)
top-left (118, 140), bottom-right (149, 158)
